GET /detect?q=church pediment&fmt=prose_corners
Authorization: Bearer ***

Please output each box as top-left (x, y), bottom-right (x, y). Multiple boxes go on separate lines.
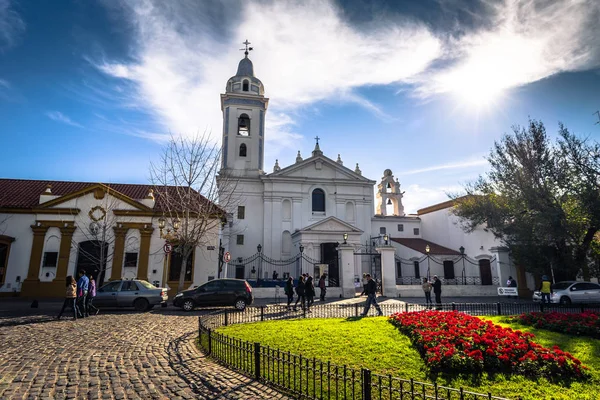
top-left (40, 183), bottom-right (153, 212)
top-left (295, 216), bottom-right (363, 234)
top-left (266, 155), bottom-right (374, 183)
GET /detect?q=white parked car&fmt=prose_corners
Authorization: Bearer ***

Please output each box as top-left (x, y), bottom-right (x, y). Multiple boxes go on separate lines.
top-left (532, 281), bottom-right (600, 304)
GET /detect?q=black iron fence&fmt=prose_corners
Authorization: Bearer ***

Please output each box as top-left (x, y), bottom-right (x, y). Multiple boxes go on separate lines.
top-left (227, 252), bottom-right (340, 287)
top-left (396, 276), bottom-right (501, 286)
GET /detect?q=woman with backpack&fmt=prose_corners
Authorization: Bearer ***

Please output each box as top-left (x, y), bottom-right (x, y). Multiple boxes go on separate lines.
top-left (294, 275), bottom-right (306, 311)
top-left (284, 277), bottom-right (294, 310)
top-left (57, 275), bottom-right (79, 320)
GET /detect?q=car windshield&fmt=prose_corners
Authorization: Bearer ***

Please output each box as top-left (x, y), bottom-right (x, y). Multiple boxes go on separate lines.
top-left (137, 280), bottom-right (156, 289)
top-left (552, 282), bottom-right (572, 290)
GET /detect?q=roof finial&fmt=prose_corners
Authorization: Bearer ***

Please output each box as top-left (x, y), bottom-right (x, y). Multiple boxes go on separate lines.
top-left (240, 39), bottom-right (253, 58)
top-left (312, 136), bottom-right (323, 157)
top-left (273, 159), bottom-right (281, 172)
top-left (336, 154), bottom-right (343, 165)
top-left (355, 163), bottom-right (362, 175)
top-left (296, 151), bottom-right (303, 163)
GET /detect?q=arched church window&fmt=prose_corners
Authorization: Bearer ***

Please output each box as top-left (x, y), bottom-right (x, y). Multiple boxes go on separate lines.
top-left (312, 188), bottom-right (325, 213)
top-left (238, 114), bottom-right (250, 136)
top-left (243, 80), bottom-right (249, 91)
top-left (239, 143), bottom-right (247, 157)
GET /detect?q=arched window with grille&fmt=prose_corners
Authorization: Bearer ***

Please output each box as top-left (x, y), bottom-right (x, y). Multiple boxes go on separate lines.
top-left (239, 143), bottom-right (247, 157)
top-left (312, 188), bottom-right (325, 213)
top-left (238, 114), bottom-right (250, 136)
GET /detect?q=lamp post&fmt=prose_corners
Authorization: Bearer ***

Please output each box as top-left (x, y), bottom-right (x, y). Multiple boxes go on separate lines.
top-left (425, 244), bottom-right (431, 280)
top-left (297, 244), bottom-right (304, 277)
top-left (383, 233), bottom-right (389, 245)
top-left (343, 233), bottom-right (348, 244)
top-left (459, 246), bottom-right (466, 285)
top-left (257, 244), bottom-right (263, 285)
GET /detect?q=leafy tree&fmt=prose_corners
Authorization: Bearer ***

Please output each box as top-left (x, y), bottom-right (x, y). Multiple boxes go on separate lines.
top-left (453, 120), bottom-right (600, 281)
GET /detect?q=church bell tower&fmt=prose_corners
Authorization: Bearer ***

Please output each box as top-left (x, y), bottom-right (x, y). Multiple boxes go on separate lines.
top-left (220, 40), bottom-right (269, 177)
top-left (376, 169), bottom-right (405, 216)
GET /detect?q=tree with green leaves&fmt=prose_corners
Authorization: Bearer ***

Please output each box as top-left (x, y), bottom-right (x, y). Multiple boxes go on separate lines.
top-left (452, 120), bottom-right (600, 281)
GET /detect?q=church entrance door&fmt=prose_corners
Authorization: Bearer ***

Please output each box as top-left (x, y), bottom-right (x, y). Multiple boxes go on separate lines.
top-left (320, 243), bottom-right (339, 287)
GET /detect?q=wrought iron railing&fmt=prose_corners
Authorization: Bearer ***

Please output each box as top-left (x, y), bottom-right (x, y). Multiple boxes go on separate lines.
top-left (396, 276), bottom-right (501, 286)
top-left (197, 302), bottom-right (600, 399)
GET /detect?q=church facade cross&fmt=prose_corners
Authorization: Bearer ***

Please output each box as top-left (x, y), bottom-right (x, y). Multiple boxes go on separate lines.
top-left (314, 136), bottom-right (320, 145)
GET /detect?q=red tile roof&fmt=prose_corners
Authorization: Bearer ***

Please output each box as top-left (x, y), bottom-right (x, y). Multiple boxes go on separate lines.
top-left (0, 178), bottom-right (216, 213)
top-left (390, 238), bottom-right (461, 255)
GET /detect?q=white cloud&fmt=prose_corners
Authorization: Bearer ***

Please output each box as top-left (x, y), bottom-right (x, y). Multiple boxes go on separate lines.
top-left (402, 184), bottom-right (462, 215)
top-left (400, 157), bottom-right (487, 175)
top-left (91, 0), bottom-right (600, 148)
top-left (412, 0), bottom-right (600, 101)
top-left (0, 78), bottom-right (8, 88)
top-left (92, 0), bottom-right (442, 145)
top-left (0, 0), bottom-right (25, 52)
top-left (46, 111), bottom-right (84, 128)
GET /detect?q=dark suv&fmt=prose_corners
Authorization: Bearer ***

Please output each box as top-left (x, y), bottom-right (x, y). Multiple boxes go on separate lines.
top-left (173, 279), bottom-right (253, 311)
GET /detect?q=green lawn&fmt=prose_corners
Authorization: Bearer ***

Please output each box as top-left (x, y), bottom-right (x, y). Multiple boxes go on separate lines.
top-left (216, 316), bottom-right (600, 400)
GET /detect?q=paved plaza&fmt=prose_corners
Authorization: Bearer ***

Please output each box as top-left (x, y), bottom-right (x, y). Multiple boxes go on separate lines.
top-left (0, 311), bottom-right (290, 400)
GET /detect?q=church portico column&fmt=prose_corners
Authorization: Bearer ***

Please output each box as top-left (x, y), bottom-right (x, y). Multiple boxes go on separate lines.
top-left (137, 228), bottom-right (154, 281)
top-left (338, 244), bottom-right (355, 298)
top-left (376, 245), bottom-right (398, 298)
top-left (110, 227), bottom-right (129, 281)
top-left (55, 225), bottom-right (76, 282)
top-left (21, 225), bottom-right (49, 297)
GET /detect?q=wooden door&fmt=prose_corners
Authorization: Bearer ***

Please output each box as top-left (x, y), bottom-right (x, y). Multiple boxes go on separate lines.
top-left (478, 259), bottom-right (493, 285)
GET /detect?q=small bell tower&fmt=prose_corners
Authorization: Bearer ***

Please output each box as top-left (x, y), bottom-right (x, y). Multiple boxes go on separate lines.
top-left (376, 169), bottom-right (405, 216)
top-left (220, 40), bottom-right (269, 177)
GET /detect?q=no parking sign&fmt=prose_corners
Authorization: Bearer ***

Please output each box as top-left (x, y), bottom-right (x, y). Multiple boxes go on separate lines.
top-left (163, 242), bottom-right (173, 254)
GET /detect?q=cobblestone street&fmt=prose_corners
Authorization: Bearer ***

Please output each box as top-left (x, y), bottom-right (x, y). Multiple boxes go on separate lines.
top-left (0, 312), bottom-right (290, 400)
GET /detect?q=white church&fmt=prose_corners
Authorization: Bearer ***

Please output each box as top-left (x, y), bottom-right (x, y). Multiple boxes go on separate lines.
top-left (0, 48), bottom-right (536, 300)
top-left (216, 48), bottom-right (535, 298)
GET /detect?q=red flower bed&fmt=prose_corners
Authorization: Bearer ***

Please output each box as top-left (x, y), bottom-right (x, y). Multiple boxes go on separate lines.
top-left (511, 311), bottom-right (600, 338)
top-left (389, 311), bottom-right (588, 380)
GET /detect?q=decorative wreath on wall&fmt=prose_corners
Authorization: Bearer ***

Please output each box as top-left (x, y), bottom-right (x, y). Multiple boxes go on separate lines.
top-left (88, 206), bottom-right (107, 222)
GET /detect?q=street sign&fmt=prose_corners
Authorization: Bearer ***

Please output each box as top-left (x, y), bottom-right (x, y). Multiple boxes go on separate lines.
top-left (163, 243), bottom-right (173, 254)
top-left (223, 251), bottom-right (231, 263)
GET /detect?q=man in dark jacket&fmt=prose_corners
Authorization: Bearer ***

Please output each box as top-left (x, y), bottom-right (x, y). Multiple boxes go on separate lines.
top-left (360, 274), bottom-right (383, 317)
top-left (318, 274), bottom-right (327, 301)
top-left (432, 275), bottom-right (442, 307)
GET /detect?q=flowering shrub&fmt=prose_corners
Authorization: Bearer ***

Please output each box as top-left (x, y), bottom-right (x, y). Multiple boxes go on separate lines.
top-left (389, 311), bottom-right (588, 380)
top-left (511, 311), bottom-right (600, 338)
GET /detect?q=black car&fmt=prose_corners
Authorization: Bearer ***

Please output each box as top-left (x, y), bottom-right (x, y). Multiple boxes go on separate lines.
top-left (173, 279), bottom-right (253, 311)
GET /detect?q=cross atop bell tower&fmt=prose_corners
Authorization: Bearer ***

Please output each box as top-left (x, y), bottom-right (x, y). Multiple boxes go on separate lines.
top-left (240, 39), bottom-right (253, 57)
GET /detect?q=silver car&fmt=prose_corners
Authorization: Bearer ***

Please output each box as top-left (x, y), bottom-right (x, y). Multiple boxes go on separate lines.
top-left (533, 281), bottom-right (600, 304)
top-left (94, 279), bottom-right (168, 311)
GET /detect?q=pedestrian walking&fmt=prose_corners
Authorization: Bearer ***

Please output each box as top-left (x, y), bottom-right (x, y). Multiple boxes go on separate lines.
top-left (57, 276), bottom-right (79, 320)
top-left (422, 277), bottom-right (432, 307)
top-left (540, 275), bottom-right (552, 304)
top-left (86, 275), bottom-right (99, 315)
top-left (305, 276), bottom-right (315, 311)
top-left (318, 274), bottom-right (327, 301)
top-left (284, 277), bottom-right (294, 310)
top-left (360, 274), bottom-right (383, 317)
top-left (76, 270), bottom-right (90, 318)
top-left (294, 275), bottom-right (306, 311)
top-left (432, 275), bottom-right (442, 307)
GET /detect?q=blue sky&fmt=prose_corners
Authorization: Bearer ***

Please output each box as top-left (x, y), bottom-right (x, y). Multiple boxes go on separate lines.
top-left (1, 0), bottom-right (600, 213)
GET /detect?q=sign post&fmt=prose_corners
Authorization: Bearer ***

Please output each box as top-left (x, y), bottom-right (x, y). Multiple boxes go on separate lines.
top-left (223, 251), bottom-right (231, 278)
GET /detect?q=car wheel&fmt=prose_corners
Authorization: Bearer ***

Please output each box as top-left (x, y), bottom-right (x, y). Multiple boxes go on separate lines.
top-left (134, 298), bottom-right (149, 312)
top-left (560, 296), bottom-right (571, 305)
top-left (234, 298), bottom-right (247, 311)
top-left (182, 299), bottom-right (195, 311)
